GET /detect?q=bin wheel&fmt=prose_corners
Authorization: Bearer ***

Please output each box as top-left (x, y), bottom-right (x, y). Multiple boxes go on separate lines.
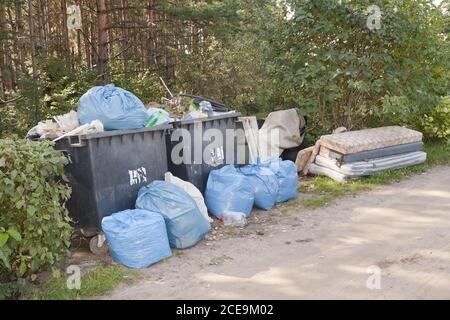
top-left (89, 234), bottom-right (109, 255)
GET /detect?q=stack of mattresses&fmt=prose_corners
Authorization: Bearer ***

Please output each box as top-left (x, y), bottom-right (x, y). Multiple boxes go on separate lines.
top-left (309, 126), bottom-right (427, 183)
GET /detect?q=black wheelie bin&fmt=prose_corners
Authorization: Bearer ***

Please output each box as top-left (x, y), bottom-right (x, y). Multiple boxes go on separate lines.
top-left (55, 125), bottom-right (171, 236)
top-left (166, 113), bottom-right (244, 193)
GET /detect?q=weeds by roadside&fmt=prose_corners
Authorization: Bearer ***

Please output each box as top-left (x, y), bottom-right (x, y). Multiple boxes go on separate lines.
top-left (25, 265), bottom-right (138, 300)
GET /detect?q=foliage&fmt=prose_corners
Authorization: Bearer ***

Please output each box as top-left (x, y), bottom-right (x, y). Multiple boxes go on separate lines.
top-left (0, 279), bottom-right (29, 300)
top-left (28, 265), bottom-right (138, 300)
top-left (0, 58), bottom-right (166, 138)
top-left (108, 62), bottom-right (166, 104)
top-left (259, 0), bottom-right (449, 135)
top-left (169, 0), bottom-right (275, 113)
top-left (0, 139), bottom-right (72, 280)
top-left (0, 0), bottom-right (448, 141)
top-left (422, 96), bottom-right (450, 141)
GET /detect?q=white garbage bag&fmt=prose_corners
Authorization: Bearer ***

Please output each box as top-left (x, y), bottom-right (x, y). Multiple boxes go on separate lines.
top-left (164, 172), bottom-right (212, 223)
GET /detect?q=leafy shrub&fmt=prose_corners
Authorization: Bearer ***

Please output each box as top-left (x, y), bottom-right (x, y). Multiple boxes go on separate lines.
top-left (259, 0), bottom-right (449, 132)
top-left (423, 97), bottom-right (450, 141)
top-left (0, 139), bottom-right (72, 281)
top-left (108, 62), bottom-right (166, 104)
top-left (0, 279), bottom-right (29, 300)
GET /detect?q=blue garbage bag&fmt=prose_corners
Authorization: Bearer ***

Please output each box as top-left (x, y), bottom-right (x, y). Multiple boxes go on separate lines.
top-left (262, 158), bottom-right (298, 203)
top-left (77, 84), bottom-right (149, 130)
top-left (205, 165), bottom-right (255, 218)
top-left (239, 164), bottom-right (279, 210)
top-left (136, 181), bottom-right (211, 249)
top-left (102, 209), bottom-right (172, 269)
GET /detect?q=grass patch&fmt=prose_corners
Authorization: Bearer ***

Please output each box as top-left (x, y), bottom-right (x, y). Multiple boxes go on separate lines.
top-left (25, 265), bottom-right (139, 300)
top-left (301, 142), bottom-right (449, 209)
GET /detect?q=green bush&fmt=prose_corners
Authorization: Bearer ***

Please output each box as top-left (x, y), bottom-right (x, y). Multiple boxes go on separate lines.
top-left (258, 0), bottom-right (449, 133)
top-left (0, 139), bottom-right (72, 281)
top-left (423, 96), bottom-right (450, 141)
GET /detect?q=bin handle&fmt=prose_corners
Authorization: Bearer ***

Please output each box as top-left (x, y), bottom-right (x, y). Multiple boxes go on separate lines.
top-left (68, 135), bottom-right (86, 147)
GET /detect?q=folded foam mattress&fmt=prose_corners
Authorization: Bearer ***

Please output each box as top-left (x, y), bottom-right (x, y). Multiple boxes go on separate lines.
top-left (320, 126), bottom-right (423, 155)
top-left (310, 151), bottom-right (427, 183)
top-left (319, 142), bottom-right (424, 164)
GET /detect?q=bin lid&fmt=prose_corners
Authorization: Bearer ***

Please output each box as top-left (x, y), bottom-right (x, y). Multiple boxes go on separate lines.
top-left (172, 112), bottom-right (241, 127)
top-left (71, 124), bottom-right (173, 141)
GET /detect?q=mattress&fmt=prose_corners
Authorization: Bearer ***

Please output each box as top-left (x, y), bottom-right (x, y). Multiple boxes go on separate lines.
top-left (319, 142), bottom-right (424, 164)
top-left (309, 163), bottom-right (351, 183)
top-left (310, 151), bottom-right (427, 182)
top-left (319, 126), bottom-right (423, 155)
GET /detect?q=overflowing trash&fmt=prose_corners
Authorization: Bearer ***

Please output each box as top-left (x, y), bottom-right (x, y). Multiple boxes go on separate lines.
top-left (52, 120), bottom-right (104, 142)
top-left (162, 94), bottom-right (234, 121)
top-left (54, 110), bottom-right (80, 133)
top-left (21, 78), bottom-right (433, 275)
top-left (205, 165), bottom-right (255, 219)
top-left (101, 209), bottom-right (172, 269)
top-left (164, 172), bottom-right (212, 223)
top-left (261, 158), bottom-right (298, 203)
top-left (136, 181), bottom-right (211, 249)
top-left (27, 120), bottom-right (62, 140)
top-left (22, 81), bottom-right (305, 269)
top-left (146, 108), bottom-right (172, 127)
top-left (26, 110), bottom-right (104, 140)
top-left (205, 158), bottom-right (298, 219)
top-left (258, 108), bottom-right (307, 161)
top-left (299, 126), bottom-right (427, 183)
top-left (238, 164), bottom-right (279, 211)
top-left (78, 84), bottom-right (149, 130)
top-left (26, 83), bottom-right (237, 143)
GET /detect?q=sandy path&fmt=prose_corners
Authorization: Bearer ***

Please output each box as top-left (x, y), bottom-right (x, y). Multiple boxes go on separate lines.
top-left (105, 166), bottom-right (450, 300)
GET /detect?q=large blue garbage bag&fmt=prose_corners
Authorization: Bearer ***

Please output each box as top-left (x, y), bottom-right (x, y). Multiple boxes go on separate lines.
top-left (77, 84), bottom-right (149, 130)
top-left (239, 164), bottom-right (279, 210)
top-left (102, 209), bottom-right (172, 269)
top-left (262, 158), bottom-right (298, 203)
top-left (136, 181), bottom-right (211, 249)
top-left (205, 165), bottom-right (255, 218)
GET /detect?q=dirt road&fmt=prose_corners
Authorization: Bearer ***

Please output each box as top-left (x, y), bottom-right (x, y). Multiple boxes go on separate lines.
top-left (105, 166), bottom-right (450, 300)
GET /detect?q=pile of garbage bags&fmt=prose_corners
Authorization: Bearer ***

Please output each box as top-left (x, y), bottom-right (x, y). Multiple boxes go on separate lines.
top-left (205, 158), bottom-right (298, 220)
top-left (136, 181), bottom-right (211, 249)
top-left (102, 159), bottom-right (298, 269)
top-left (26, 84), bottom-right (227, 141)
top-left (102, 209), bottom-right (172, 269)
top-left (205, 165), bottom-right (255, 218)
top-left (78, 84), bottom-right (150, 130)
top-left (102, 172), bottom-right (212, 268)
top-left (262, 158), bottom-right (298, 203)
top-left (26, 83), bottom-right (301, 270)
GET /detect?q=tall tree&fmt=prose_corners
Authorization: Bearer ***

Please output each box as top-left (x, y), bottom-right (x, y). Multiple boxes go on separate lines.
top-left (96, 0), bottom-right (108, 82)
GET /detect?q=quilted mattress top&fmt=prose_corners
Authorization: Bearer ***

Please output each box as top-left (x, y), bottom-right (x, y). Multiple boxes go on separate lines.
top-left (320, 126), bottom-right (423, 155)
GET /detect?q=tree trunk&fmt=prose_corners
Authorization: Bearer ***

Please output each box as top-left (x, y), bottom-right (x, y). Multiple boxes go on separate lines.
top-left (96, 0), bottom-right (108, 83)
top-left (37, 0), bottom-right (46, 56)
top-left (61, 0), bottom-right (71, 65)
top-left (27, 0), bottom-right (39, 121)
top-left (0, 4), bottom-right (13, 92)
top-left (120, 0), bottom-right (128, 70)
top-left (15, 2), bottom-right (26, 74)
